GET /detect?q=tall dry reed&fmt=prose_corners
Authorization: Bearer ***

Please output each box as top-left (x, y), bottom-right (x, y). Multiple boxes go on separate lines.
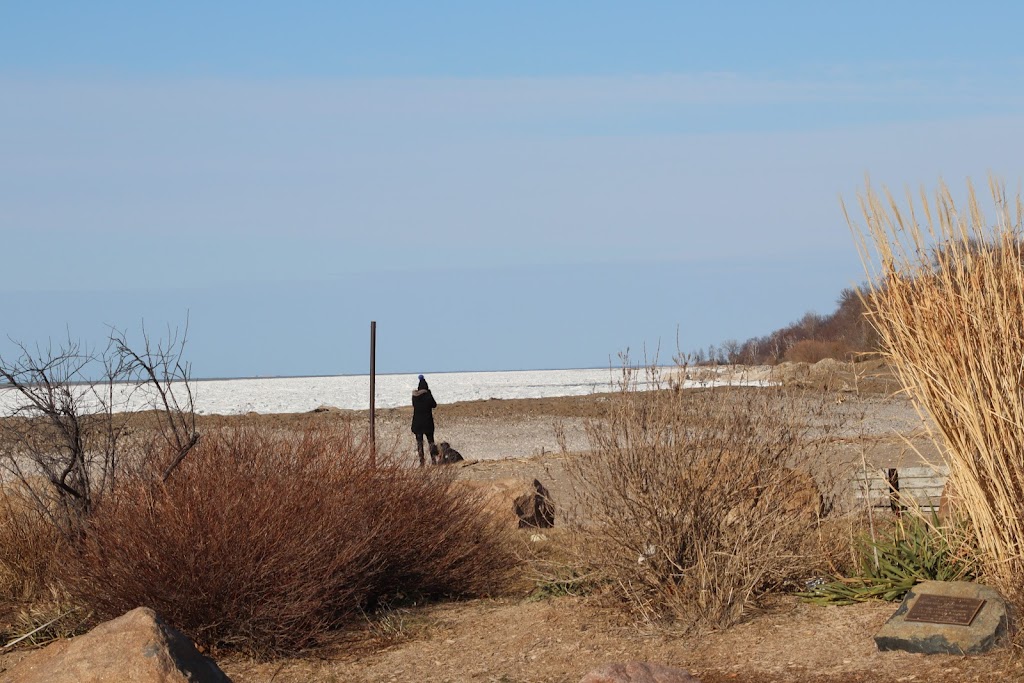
top-left (847, 177), bottom-right (1024, 596)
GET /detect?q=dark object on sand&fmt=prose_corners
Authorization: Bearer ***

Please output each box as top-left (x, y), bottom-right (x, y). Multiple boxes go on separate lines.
top-left (514, 479), bottom-right (555, 528)
top-left (437, 442), bottom-right (464, 464)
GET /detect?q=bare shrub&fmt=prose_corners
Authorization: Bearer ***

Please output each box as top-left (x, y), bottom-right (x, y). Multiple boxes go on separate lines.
top-left (566, 366), bottom-right (841, 629)
top-left (0, 325), bottom-right (197, 537)
top-left (848, 177), bottom-right (1024, 599)
top-left (60, 425), bottom-right (516, 655)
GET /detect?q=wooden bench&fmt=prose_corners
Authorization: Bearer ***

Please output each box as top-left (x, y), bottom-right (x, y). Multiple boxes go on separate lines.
top-left (851, 465), bottom-right (949, 513)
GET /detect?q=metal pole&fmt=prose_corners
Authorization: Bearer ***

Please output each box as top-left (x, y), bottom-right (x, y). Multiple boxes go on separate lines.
top-left (370, 320), bottom-right (376, 466)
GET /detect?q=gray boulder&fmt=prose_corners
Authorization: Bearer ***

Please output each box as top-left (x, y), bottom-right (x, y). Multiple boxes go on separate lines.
top-left (875, 580), bottom-right (1010, 655)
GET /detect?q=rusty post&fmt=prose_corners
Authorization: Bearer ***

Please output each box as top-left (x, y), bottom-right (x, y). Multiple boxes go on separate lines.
top-left (370, 320), bottom-right (376, 466)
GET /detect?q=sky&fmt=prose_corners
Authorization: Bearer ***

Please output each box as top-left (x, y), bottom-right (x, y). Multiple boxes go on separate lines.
top-left (2, 2), bottom-right (1024, 377)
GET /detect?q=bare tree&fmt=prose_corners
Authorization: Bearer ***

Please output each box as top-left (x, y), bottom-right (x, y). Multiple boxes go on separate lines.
top-left (740, 337), bottom-right (761, 365)
top-left (109, 325), bottom-right (199, 481)
top-left (720, 339), bottom-right (741, 365)
top-left (0, 324), bottom-right (198, 536)
top-left (769, 332), bottom-right (792, 364)
top-left (705, 344), bottom-right (719, 365)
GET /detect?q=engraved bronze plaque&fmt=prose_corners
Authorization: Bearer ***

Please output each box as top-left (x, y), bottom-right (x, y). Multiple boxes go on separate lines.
top-left (905, 593), bottom-right (986, 626)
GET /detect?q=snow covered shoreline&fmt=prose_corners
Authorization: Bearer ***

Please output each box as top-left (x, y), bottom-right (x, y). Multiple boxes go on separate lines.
top-left (0, 366), bottom-right (776, 416)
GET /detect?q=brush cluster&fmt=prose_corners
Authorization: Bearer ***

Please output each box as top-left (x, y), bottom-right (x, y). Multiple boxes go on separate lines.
top-left (565, 364), bottom-right (841, 629)
top-left (1, 425), bottom-right (516, 655)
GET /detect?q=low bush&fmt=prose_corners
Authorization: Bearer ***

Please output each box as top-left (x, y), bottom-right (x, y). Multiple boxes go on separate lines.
top-left (60, 425), bottom-right (516, 655)
top-left (566, 367), bottom-right (843, 629)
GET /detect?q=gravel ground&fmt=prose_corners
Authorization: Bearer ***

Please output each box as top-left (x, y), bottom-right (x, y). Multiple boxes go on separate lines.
top-left (373, 410), bottom-right (588, 463)
top-left (372, 390), bottom-right (939, 467)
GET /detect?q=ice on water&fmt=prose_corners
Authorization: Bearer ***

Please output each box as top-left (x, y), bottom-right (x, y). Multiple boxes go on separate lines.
top-left (0, 367), bottom-right (769, 416)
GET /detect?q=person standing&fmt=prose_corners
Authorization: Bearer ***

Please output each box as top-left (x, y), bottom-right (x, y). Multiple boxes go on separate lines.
top-left (411, 374), bottom-right (438, 466)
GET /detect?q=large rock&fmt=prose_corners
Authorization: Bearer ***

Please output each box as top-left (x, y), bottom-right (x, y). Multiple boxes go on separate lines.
top-left (459, 477), bottom-right (556, 528)
top-left (514, 478), bottom-right (555, 528)
top-left (580, 661), bottom-right (700, 683)
top-left (771, 362), bottom-right (810, 385)
top-left (874, 581), bottom-right (1010, 655)
top-left (809, 358), bottom-right (855, 391)
top-left (772, 359), bottom-right (855, 390)
top-left (3, 607), bottom-right (231, 683)
top-left (810, 357), bottom-right (851, 377)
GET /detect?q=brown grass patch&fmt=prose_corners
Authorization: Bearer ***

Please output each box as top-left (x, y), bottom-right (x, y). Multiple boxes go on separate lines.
top-left (0, 483), bottom-right (62, 605)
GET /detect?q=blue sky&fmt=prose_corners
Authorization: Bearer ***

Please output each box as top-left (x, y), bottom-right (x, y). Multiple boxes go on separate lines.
top-left (3, 2), bottom-right (1023, 376)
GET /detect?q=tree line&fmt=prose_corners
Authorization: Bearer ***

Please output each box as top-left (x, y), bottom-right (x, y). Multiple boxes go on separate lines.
top-left (695, 286), bottom-right (880, 366)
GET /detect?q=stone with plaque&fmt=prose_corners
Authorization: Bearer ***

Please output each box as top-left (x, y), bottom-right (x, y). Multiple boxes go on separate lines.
top-left (874, 580), bottom-right (1010, 654)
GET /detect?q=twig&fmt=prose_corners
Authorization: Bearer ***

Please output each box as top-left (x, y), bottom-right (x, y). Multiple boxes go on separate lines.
top-left (3, 609), bottom-right (76, 650)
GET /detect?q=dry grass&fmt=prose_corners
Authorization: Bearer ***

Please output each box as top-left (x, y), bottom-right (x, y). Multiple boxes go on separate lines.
top-left (563, 365), bottom-right (845, 629)
top-left (58, 424), bottom-right (517, 656)
top-left (848, 177), bottom-right (1024, 598)
top-left (0, 484), bottom-right (62, 605)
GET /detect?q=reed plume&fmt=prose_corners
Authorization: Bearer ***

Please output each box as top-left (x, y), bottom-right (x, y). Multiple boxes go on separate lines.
top-left (847, 177), bottom-right (1024, 597)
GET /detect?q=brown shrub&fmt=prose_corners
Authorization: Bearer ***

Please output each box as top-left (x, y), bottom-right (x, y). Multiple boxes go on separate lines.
top-left (784, 339), bottom-right (852, 364)
top-left (60, 425), bottom-right (516, 655)
top-left (566, 367), bottom-right (843, 629)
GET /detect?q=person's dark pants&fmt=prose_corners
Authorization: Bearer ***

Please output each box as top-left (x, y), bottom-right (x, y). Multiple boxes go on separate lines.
top-left (415, 429), bottom-right (436, 466)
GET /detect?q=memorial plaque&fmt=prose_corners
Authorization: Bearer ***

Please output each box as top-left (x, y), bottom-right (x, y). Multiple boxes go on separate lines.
top-left (904, 593), bottom-right (985, 626)
top-left (875, 581), bottom-right (1008, 654)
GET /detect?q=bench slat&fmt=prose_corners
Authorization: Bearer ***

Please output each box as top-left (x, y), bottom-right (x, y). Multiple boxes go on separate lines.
top-left (850, 465), bottom-right (949, 511)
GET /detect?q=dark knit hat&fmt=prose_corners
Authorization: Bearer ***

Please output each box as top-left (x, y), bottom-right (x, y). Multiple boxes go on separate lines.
top-left (417, 375), bottom-right (428, 390)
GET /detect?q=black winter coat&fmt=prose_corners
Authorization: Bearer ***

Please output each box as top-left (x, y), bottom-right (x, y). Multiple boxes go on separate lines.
top-left (411, 389), bottom-right (437, 434)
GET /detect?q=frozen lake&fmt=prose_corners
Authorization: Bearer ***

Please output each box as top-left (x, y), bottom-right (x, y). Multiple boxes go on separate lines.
top-left (0, 368), bottom-right (631, 416)
top-left (170, 368), bottom-right (641, 414)
top-left (0, 366), bottom-right (769, 416)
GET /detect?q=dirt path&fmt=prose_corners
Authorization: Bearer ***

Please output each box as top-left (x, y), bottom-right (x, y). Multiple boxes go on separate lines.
top-left (220, 595), bottom-right (1018, 682)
